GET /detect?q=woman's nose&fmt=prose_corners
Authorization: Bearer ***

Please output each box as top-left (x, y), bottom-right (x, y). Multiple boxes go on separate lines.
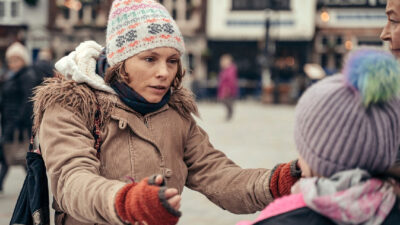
top-left (380, 22), bottom-right (391, 41)
top-left (156, 62), bottom-right (169, 78)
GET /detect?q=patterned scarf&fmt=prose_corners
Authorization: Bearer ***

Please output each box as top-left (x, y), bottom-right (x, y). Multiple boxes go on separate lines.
top-left (296, 169), bottom-right (396, 225)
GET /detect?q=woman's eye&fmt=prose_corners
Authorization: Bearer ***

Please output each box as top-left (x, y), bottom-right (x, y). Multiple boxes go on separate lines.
top-left (168, 59), bottom-right (178, 64)
top-left (145, 57), bottom-right (154, 62)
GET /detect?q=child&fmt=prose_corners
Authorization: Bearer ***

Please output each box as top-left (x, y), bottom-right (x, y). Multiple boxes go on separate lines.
top-left (238, 48), bottom-right (400, 225)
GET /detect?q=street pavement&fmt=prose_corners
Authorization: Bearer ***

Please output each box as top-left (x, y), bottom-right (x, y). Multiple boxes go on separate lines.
top-left (0, 101), bottom-right (298, 225)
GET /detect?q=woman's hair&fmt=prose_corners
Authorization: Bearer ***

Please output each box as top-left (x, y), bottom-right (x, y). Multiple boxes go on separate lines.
top-left (104, 58), bottom-right (185, 91)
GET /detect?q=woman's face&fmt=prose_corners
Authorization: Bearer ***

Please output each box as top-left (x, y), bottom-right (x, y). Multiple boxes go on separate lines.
top-left (381, 0), bottom-right (400, 58)
top-left (7, 55), bottom-right (25, 72)
top-left (123, 47), bottom-right (180, 103)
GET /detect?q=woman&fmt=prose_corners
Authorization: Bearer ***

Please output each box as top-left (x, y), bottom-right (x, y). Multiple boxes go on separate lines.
top-left (33, 1), bottom-right (300, 224)
top-left (0, 42), bottom-right (37, 192)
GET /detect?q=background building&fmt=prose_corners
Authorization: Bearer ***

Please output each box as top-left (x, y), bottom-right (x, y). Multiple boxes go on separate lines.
top-left (0, 0), bottom-right (49, 64)
top-left (49, 0), bottom-right (112, 59)
top-left (206, 0), bottom-right (317, 100)
top-left (314, 0), bottom-right (387, 73)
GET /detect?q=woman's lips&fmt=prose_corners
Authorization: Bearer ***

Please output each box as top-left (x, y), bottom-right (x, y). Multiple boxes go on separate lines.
top-left (149, 85), bottom-right (167, 94)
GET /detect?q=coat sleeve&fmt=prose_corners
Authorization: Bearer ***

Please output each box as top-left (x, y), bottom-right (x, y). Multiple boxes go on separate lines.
top-left (39, 104), bottom-right (126, 224)
top-left (184, 119), bottom-right (274, 214)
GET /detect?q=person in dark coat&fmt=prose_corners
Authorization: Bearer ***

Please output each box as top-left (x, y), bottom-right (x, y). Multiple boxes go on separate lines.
top-left (33, 48), bottom-right (54, 81)
top-left (237, 49), bottom-right (400, 225)
top-left (0, 42), bottom-right (37, 192)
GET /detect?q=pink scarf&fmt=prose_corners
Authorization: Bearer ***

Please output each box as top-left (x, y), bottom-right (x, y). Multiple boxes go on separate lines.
top-left (297, 169), bottom-right (396, 225)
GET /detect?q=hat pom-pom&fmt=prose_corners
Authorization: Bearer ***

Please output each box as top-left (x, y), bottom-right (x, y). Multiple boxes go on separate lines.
top-left (343, 48), bottom-right (400, 106)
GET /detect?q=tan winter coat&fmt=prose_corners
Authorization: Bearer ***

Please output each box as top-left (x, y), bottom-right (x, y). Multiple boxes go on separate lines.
top-left (33, 77), bottom-right (273, 225)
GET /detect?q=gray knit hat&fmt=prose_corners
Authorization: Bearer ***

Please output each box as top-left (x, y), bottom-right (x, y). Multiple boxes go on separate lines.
top-left (295, 48), bottom-right (400, 177)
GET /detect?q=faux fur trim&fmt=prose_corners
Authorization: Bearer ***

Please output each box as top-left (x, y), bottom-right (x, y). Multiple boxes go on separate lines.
top-left (32, 75), bottom-right (199, 133)
top-left (169, 87), bottom-right (199, 119)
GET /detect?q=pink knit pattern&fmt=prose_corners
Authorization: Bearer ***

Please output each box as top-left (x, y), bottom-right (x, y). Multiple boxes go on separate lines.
top-left (236, 193), bottom-right (306, 225)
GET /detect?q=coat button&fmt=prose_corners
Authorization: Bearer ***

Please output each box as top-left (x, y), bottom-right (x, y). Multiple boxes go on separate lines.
top-left (164, 168), bottom-right (173, 178)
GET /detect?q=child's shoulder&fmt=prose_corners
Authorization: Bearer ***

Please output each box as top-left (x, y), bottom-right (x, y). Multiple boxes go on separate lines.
top-left (237, 193), bottom-right (334, 225)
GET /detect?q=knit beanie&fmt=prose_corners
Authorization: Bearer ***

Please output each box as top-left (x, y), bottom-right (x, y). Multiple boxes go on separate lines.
top-left (106, 0), bottom-right (185, 67)
top-left (295, 48), bottom-right (400, 177)
top-left (6, 42), bottom-right (30, 65)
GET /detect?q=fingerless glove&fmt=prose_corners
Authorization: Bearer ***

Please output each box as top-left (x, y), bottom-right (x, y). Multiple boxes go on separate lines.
top-left (115, 175), bottom-right (181, 225)
top-left (269, 160), bottom-right (301, 198)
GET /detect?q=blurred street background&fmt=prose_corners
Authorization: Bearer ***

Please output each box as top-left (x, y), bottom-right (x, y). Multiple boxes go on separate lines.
top-left (0, 101), bottom-right (298, 225)
top-left (0, 0), bottom-right (389, 104)
top-left (0, 0), bottom-right (390, 224)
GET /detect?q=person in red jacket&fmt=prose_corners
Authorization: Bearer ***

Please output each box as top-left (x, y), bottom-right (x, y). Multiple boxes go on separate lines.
top-left (217, 54), bottom-right (238, 121)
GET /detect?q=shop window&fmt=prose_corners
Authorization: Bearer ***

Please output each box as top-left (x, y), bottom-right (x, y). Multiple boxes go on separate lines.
top-left (79, 6), bottom-right (84, 20)
top-left (336, 36), bottom-right (342, 45)
top-left (321, 54), bottom-right (328, 68)
top-left (63, 7), bottom-right (70, 19)
top-left (232, 0), bottom-right (290, 11)
top-left (186, 0), bottom-right (191, 20)
top-left (322, 36), bottom-right (328, 46)
top-left (172, 8), bottom-right (177, 19)
top-left (188, 53), bottom-right (194, 71)
top-left (91, 7), bottom-right (96, 20)
top-left (335, 53), bottom-right (342, 70)
top-left (172, 0), bottom-right (177, 19)
top-left (11, 1), bottom-right (19, 17)
top-left (0, 2), bottom-right (4, 18)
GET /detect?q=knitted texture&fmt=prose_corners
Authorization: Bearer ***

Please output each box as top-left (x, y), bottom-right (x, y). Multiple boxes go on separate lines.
top-left (106, 0), bottom-right (185, 66)
top-left (115, 177), bottom-right (180, 225)
top-left (269, 161), bottom-right (301, 198)
top-left (295, 48), bottom-right (400, 177)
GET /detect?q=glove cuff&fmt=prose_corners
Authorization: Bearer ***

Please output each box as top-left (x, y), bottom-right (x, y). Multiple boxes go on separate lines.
top-left (269, 161), bottom-right (301, 198)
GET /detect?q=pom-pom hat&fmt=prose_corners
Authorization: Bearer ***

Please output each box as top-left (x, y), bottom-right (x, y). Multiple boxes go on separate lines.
top-left (295, 48), bottom-right (400, 177)
top-left (106, 0), bottom-right (185, 67)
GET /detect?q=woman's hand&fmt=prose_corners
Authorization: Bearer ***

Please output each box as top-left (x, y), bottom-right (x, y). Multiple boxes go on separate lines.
top-left (115, 174), bottom-right (181, 225)
top-left (154, 175), bottom-right (181, 211)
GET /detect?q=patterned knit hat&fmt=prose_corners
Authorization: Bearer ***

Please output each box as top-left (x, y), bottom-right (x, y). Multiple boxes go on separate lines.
top-left (295, 48), bottom-right (400, 177)
top-left (106, 0), bottom-right (185, 67)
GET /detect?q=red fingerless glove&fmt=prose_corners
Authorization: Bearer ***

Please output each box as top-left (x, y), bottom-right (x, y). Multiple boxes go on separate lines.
top-left (115, 176), bottom-right (181, 225)
top-left (269, 160), bottom-right (301, 198)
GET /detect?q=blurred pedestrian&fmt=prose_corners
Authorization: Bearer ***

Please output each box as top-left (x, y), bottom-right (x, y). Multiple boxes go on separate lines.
top-left (218, 54), bottom-right (238, 121)
top-left (238, 49), bottom-right (400, 225)
top-left (0, 42), bottom-right (37, 192)
top-left (31, 1), bottom-right (301, 224)
top-left (33, 48), bottom-right (54, 81)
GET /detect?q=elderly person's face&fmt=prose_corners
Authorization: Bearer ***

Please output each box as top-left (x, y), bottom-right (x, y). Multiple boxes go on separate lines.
top-left (381, 0), bottom-right (400, 58)
top-left (7, 55), bottom-right (25, 72)
top-left (123, 47), bottom-right (179, 103)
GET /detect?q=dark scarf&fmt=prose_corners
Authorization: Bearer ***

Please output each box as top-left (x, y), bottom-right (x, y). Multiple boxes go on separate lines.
top-left (111, 80), bottom-right (170, 115)
top-left (96, 48), bottom-right (170, 115)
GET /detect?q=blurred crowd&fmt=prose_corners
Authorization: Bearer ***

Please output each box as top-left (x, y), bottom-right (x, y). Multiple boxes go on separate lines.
top-left (0, 41), bottom-right (53, 192)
